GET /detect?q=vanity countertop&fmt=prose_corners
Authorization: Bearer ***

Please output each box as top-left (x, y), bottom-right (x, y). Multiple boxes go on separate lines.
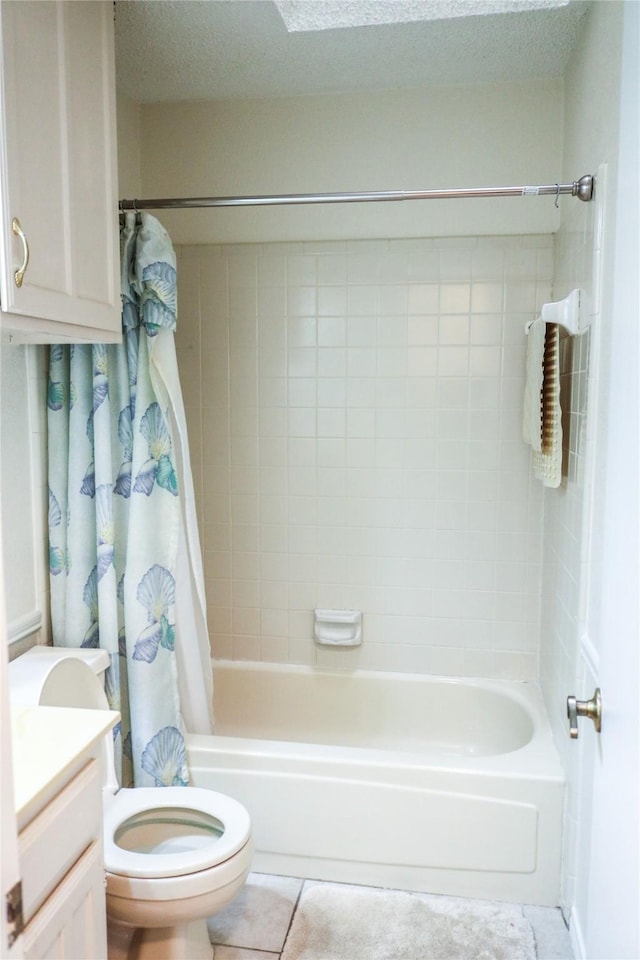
top-left (11, 705), bottom-right (119, 828)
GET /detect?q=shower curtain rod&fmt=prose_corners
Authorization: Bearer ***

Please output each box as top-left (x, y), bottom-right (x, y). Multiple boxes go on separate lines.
top-left (119, 174), bottom-right (594, 211)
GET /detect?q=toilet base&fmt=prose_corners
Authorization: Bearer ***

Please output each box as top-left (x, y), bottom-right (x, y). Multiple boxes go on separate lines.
top-left (108, 917), bottom-right (213, 960)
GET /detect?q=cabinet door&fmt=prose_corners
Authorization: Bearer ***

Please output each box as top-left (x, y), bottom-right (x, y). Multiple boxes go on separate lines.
top-left (22, 842), bottom-right (107, 960)
top-left (0, 1), bottom-right (120, 342)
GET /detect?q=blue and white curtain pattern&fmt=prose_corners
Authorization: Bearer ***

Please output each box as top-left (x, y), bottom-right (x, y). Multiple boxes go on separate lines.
top-left (47, 212), bottom-right (213, 788)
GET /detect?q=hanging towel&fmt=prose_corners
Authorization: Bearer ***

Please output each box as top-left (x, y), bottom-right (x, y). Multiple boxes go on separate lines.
top-left (523, 319), bottom-right (563, 488)
top-left (534, 322), bottom-right (562, 487)
top-left (522, 316), bottom-right (546, 452)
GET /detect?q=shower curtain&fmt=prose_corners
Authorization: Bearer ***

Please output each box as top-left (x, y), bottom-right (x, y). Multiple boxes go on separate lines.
top-left (47, 212), bottom-right (213, 788)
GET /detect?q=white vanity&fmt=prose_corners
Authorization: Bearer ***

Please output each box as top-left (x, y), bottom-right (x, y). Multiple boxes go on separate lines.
top-left (11, 704), bottom-right (118, 960)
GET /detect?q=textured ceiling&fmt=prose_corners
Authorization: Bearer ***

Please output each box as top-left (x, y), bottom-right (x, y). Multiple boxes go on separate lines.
top-left (274, 0), bottom-right (572, 31)
top-left (115, 0), bottom-right (590, 104)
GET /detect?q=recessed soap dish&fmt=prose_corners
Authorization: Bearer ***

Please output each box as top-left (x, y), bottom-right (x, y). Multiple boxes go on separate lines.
top-left (314, 609), bottom-right (362, 646)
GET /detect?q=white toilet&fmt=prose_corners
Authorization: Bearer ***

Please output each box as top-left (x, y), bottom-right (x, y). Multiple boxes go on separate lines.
top-left (9, 647), bottom-right (253, 960)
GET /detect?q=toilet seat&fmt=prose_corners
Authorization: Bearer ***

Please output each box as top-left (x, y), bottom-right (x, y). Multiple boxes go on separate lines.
top-left (9, 647), bottom-right (254, 942)
top-left (104, 786), bottom-right (251, 880)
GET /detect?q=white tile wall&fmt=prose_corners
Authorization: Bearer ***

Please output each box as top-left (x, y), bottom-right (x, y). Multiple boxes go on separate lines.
top-left (176, 236), bottom-right (554, 682)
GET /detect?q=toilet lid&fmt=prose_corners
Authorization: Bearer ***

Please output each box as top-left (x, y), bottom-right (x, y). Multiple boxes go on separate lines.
top-left (104, 786), bottom-right (251, 879)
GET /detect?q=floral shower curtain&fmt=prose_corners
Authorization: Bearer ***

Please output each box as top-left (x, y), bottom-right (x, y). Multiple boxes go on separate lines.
top-left (47, 212), bottom-right (213, 788)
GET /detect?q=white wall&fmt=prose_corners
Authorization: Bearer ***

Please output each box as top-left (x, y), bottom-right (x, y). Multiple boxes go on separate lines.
top-left (139, 79), bottom-right (563, 245)
top-left (116, 91), bottom-right (141, 198)
top-left (0, 342), bottom-right (49, 654)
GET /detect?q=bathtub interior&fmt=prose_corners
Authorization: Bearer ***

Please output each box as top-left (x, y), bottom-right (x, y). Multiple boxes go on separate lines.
top-left (212, 660), bottom-right (537, 757)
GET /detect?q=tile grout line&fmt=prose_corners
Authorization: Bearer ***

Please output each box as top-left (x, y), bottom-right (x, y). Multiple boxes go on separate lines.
top-left (278, 877), bottom-right (307, 958)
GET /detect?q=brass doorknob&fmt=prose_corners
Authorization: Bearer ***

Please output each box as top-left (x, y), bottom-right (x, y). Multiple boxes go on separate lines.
top-left (567, 688), bottom-right (602, 739)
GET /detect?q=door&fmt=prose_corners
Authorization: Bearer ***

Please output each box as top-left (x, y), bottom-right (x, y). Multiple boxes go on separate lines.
top-left (571, 4), bottom-right (639, 957)
top-left (0, 502), bottom-right (23, 958)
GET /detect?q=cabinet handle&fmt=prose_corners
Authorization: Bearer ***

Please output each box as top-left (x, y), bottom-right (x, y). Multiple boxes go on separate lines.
top-left (11, 217), bottom-right (30, 288)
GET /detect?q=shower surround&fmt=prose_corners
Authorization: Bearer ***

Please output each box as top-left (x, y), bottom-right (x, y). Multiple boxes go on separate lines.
top-left (175, 234), bottom-right (553, 682)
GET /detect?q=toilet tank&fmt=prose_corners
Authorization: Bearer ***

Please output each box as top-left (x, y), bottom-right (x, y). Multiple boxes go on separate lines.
top-left (9, 646), bottom-right (120, 793)
top-left (9, 647), bottom-right (110, 709)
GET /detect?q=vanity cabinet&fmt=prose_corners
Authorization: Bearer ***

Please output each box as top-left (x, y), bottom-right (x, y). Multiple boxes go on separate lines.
top-left (0, 0), bottom-right (120, 343)
top-left (12, 705), bottom-right (118, 960)
top-left (19, 759), bottom-right (105, 959)
top-left (21, 841), bottom-right (106, 960)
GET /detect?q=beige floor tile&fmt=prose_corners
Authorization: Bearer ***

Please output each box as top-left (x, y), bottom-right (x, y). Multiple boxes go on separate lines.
top-left (524, 905), bottom-right (574, 959)
top-left (213, 947), bottom-right (280, 960)
top-left (208, 872), bottom-right (302, 953)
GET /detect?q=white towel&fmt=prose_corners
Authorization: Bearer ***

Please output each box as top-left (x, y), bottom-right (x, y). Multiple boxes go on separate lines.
top-left (534, 323), bottom-right (562, 488)
top-left (523, 318), bottom-right (563, 488)
top-left (522, 316), bottom-right (545, 452)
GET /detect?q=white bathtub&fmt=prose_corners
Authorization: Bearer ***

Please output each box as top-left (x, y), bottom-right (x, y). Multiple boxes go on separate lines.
top-left (187, 661), bottom-right (564, 905)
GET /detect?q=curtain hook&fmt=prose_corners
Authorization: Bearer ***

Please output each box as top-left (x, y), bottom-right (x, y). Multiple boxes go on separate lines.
top-left (133, 198), bottom-right (142, 226)
top-left (554, 184), bottom-right (560, 209)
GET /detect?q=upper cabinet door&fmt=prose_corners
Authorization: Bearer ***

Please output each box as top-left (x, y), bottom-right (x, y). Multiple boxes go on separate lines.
top-left (0, 1), bottom-right (120, 343)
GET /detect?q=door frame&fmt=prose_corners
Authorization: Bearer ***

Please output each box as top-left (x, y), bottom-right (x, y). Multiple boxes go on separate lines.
top-left (0, 506), bottom-right (23, 958)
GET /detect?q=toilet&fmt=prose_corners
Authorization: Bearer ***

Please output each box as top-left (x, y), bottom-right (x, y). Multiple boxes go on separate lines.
top-left (9, 647), bottom-right (253, 960)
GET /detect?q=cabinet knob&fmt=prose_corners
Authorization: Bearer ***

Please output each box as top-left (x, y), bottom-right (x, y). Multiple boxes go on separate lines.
top-left (11, 217), bottom-right (30, 287)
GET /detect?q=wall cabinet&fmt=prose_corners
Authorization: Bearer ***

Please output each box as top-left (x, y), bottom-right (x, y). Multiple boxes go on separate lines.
top-left (0, 0), bottom-right (120, 343)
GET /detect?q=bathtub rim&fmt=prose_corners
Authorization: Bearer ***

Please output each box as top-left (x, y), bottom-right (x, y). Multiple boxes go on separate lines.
top-left (204, 660), bottom-right (564, 781)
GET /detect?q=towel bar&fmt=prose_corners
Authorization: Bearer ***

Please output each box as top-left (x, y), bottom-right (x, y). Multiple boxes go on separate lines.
top-left (525, 289), bottom-right (589, 337)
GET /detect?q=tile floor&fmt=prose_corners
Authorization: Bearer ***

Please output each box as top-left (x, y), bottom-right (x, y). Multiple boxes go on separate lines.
top-left (207, 873), bottom-right (574, 960)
